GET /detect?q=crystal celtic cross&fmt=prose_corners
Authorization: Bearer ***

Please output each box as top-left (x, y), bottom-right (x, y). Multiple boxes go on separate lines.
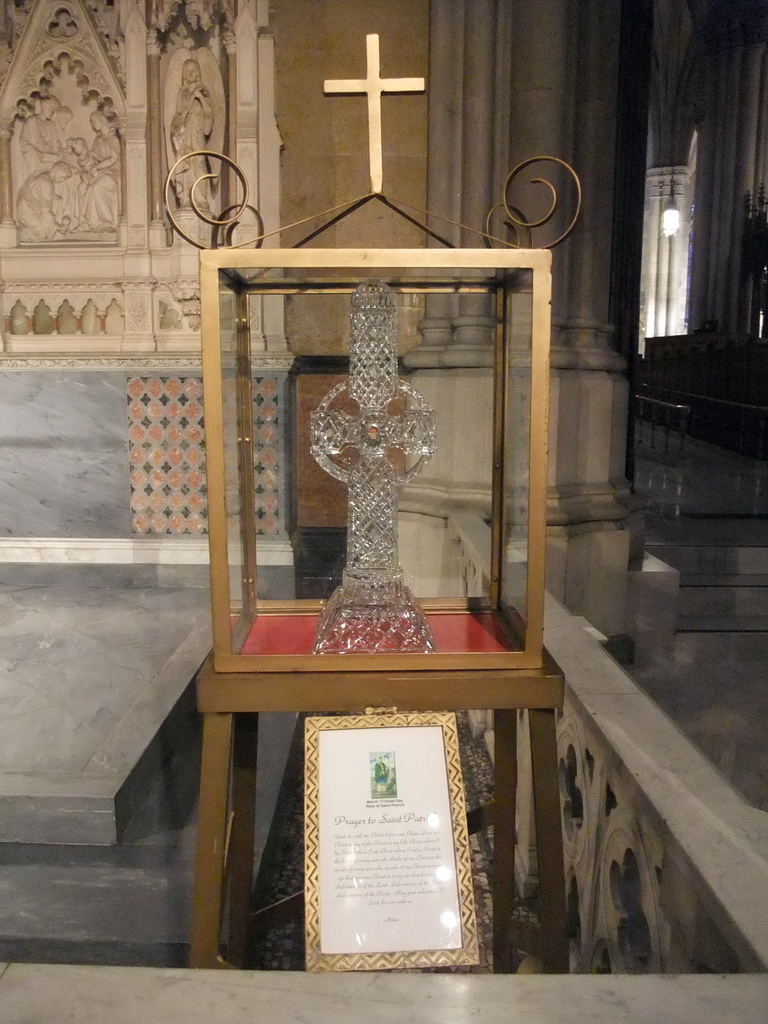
top-left (310, 281), bottom-right (436, 654)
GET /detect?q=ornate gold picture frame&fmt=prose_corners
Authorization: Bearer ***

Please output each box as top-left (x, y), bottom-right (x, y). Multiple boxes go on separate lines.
top-left (304, 710), bottom-right (478, 971)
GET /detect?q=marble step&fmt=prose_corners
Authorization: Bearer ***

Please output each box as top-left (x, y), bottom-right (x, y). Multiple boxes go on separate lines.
top-left (0, 711), bottom-right (298, 968)
top-left (677, 614), bottom-right (768, 632)
top-left (680, 573), bottom-right (768, 586)
top-left (649, 544), bottom-right (768, 575)
top-left (0, 842), bottom-right (194, 967)
top-left (680, 580), bottom-right (768, 616)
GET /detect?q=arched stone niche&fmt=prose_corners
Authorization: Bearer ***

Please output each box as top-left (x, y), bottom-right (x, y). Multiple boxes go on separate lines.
top-left (163, 46), bottom-right (226, 213)
top-left (0, 0), bottom-right (126, 245)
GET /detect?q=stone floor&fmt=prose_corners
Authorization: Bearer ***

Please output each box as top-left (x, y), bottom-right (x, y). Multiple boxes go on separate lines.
top-left (0, 561), bottom-right (297, 965)
top-left (630, 443), bottom-right (768, 813)
top-left (0, 563), bottom-right (212, 844)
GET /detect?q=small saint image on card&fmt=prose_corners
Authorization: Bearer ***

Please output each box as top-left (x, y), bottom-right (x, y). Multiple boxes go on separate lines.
top-left (369, 750), bottom-right (397, 799)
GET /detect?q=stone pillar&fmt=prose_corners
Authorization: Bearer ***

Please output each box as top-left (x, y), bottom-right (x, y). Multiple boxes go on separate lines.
top-left (451, 0), bottom-right (496, 369)
top-left (757, 43), bottom-right (768, 188)
top-left (505, 0), bottom-right (630, 637)
top-left (0, 120), bottom-right (16, 248)
top-left (734, 39), bottom-right (765, 332)
top-left (252, 1), bottom-right (287, 353)
top-left (408, 0), bottom-right (464, 367)
top-left (401, 0), bottom-right (503, 589)
top-left (256, 2), bottom-right (282, 244)
top-left (234, 3), bottom-right (261, 235)
top-left (146, 29), bottom-right (166, 247)
top-left (120, 0), bottom-right (154, 348)
top-left (0, 123), bottom-right (13, 222)
top-left (689, 9), bottom-right (768, 333)
top-left (224, 30), bottom-right (237, 213)
top-left (119, 132), bottom-right (129, 226)
top-left (641, 176), bottom-right (663, 339)
top-left (666, 172), bottom-right (689, 333)
top-left (643, 166), bottom-right (690, 339)
top-left (688, 57), bottom-right (718, 330)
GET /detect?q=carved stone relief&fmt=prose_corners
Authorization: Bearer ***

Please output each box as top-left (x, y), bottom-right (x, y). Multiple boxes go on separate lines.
top-left (0, 3), bottom-right (33, 93)
top-left (126, 292), bottom-right (149, 334)
top-left (6, 1), bottom-right (124, 244)
top-left (170, 279), bottom-right (202, 330)
top-left (0, 0), bottom-right (278, 359)
top-left (85, 1), bottom-right (125, 88)
top-left (15, 100), bottom-right (120, 241)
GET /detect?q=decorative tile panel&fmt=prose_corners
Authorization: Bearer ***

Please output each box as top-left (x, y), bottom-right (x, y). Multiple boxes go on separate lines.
top-left (253, 375), bottom-right (285, 536)
top-left (127, 376), bottom-right (207, 535)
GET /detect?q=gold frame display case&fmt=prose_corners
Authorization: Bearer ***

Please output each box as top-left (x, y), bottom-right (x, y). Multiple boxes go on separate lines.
top-left (193, 247), bottom-right (568, 974)
top-left (200, 247), bottom-right (552, 686)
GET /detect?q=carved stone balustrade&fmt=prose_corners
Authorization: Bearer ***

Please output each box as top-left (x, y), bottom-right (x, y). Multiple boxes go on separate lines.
top-left (448, 512), bottom-right (768, 973)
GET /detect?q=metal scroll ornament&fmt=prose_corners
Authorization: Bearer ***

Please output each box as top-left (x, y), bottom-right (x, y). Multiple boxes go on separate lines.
top-left (484, 156), bottom-right (582, 250)
top-left (310, 282), bottom-right (436, 654)
top-left (164, 150), bottom-right (263, 250)
top-left (163, 151), bottom-right (580, 251)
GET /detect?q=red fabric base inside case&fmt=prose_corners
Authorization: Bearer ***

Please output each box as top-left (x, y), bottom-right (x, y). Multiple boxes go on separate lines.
top-left (240, 612), bottom-right (512, 656)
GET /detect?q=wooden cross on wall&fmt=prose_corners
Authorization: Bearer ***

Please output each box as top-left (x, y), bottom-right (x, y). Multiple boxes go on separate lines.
top-left (324, 33), bottom-right (425, 194)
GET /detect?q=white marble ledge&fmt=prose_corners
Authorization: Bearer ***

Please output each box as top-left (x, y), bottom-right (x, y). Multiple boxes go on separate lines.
top-left (0, 967), bottom-right (767, 1023)
top-left (544, 592), bottom-right (768, 970)
top-left (0, 537), bottom-right (294, 565)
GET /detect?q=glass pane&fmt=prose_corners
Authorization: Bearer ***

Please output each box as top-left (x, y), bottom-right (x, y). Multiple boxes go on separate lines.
top-left (219, 277), bottom-right (250, 652)
top-left (500, 271), bottom-right (533, 631)
top-left (205, 260), bottom-right (542, 664)
top-left (274, 278), bottom-right (498, 611)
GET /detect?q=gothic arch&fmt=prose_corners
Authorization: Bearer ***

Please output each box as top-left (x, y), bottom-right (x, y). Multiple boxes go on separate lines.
top-left (0, 0), bottom-right (125, 129)
top-left (12, 49), bottom-right (121, 128)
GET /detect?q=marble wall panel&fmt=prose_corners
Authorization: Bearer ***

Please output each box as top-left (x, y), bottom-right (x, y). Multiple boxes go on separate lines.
top-left (0, 372), bottom-right (130, 538)
top-left (0, 370), bottom-right (290, 544)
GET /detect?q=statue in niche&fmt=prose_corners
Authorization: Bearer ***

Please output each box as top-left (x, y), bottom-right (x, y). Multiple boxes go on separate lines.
top-left (164, 48), bottom-right (225, 212)
top-left (170, 58), bottom-right (213, 209)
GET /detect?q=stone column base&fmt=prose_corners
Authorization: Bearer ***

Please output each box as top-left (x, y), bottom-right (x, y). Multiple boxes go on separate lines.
top-left (546, 523), bottom-right (631, 637)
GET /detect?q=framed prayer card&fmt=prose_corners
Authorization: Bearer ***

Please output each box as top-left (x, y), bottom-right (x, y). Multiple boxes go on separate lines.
top-left (304, 711), bottom-right (479, 971)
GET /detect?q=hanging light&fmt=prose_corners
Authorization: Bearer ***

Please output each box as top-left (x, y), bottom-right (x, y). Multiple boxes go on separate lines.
top-left (662, 181), bottom-right (679, 237)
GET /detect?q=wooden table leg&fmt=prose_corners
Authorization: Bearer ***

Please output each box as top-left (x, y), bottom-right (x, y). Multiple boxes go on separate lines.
top-left (226, 712), bottom-right (259, 967)
top-left (529, 708), bottom-right (568, 973)
top-left (190, 711), bottom-right (233, 968)
top-left (492, 708), bottom-right (518, 973)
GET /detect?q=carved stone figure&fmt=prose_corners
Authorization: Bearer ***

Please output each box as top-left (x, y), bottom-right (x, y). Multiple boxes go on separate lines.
top-left (163, 47), bottom-right (225, 213)
top-left (19, 96), bottom-right (63, 176)
top-left (16, 161), bottom-right (73, 241)
top-left (77, 111), bottom-right (119, 231)
top-left (169, 57), bottom-right (213, 210)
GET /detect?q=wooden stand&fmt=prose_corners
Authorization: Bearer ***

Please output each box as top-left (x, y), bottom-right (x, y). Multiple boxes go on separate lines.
top-left (190, 650), bottom-right (569, 973)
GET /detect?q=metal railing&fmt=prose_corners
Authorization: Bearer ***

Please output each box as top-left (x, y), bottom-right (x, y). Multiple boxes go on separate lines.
top-left (639, 384), bottom-right (768, 461)
top-left (635, 393), bottom-right (690, 460)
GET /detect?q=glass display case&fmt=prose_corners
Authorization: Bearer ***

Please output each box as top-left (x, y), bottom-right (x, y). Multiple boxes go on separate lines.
top-left (199, 248), bottom-right (551, 674)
